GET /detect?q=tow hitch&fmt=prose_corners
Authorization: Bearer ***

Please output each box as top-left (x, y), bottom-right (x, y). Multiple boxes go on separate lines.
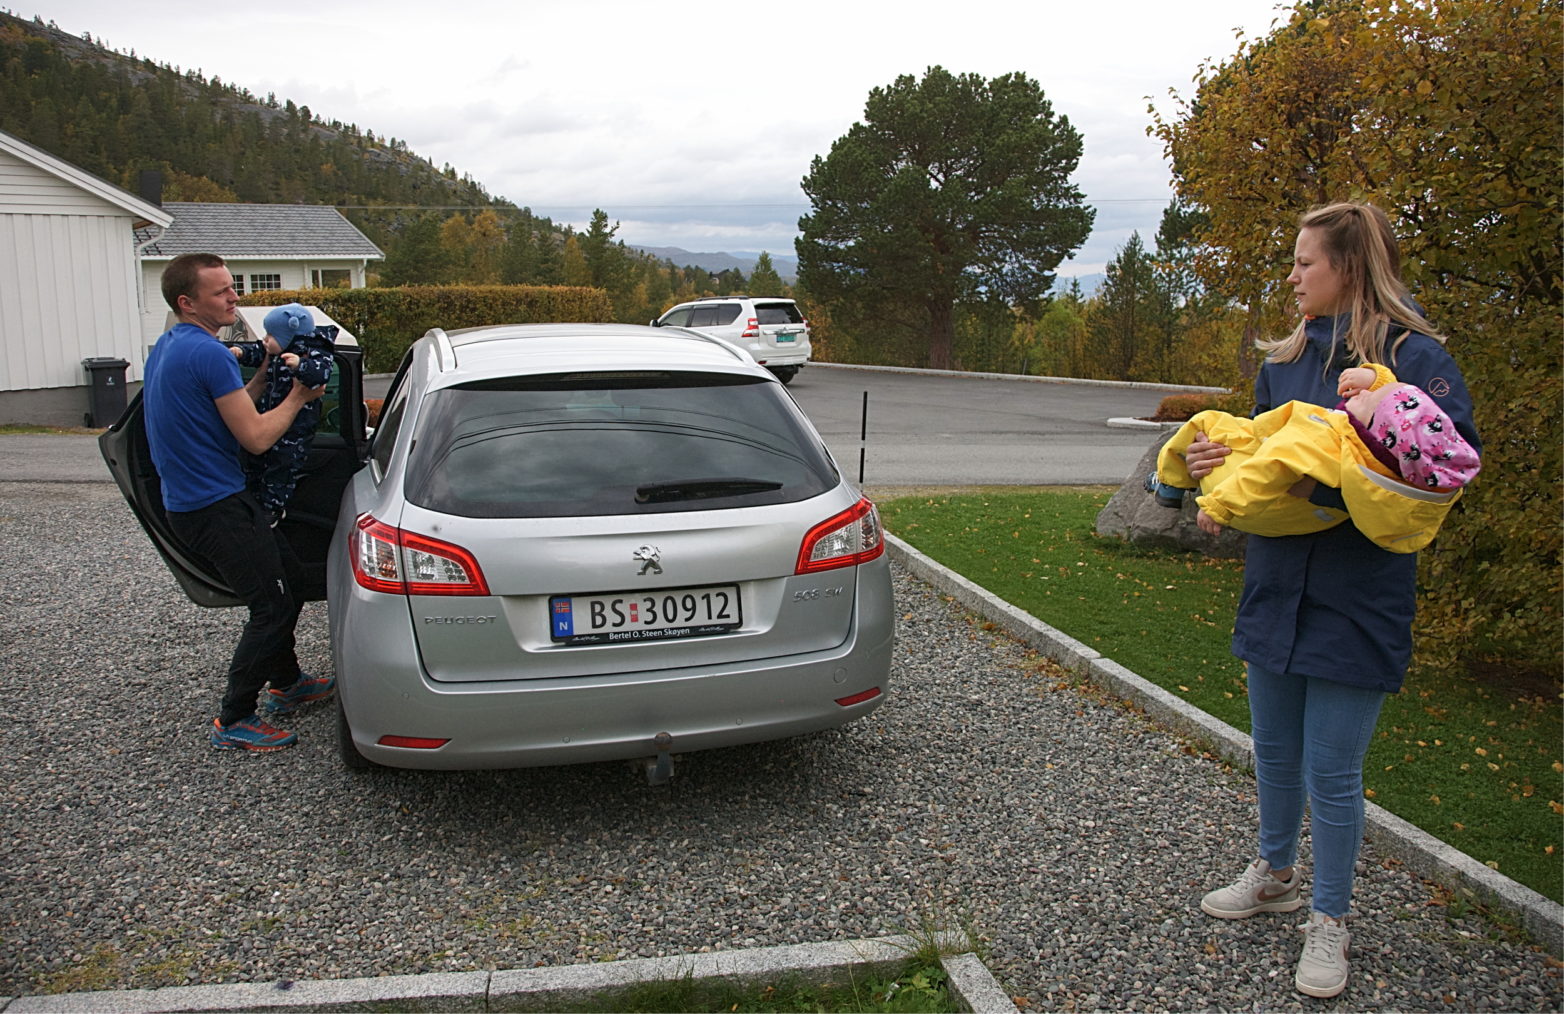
top-left (643, 731), bottom-right (675, 786)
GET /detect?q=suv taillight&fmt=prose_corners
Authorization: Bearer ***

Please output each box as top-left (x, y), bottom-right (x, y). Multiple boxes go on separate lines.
top-left (742, 317), bottom-right (759, 339)
top-left (350, 514), bottom-right (490, 596)
top-left (796, 498), bottom-right (885, 574)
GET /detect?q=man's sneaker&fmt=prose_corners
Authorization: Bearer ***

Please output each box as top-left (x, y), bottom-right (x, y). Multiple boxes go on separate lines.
top-left (1200, 858), bottom-right (1302, 918)
top-left (1295, 911), bottom-right (1351, 998)
top-left (1141, 470), bottom-right (1187, 508)
top-left (211, 715), bottom-right (297, 751)
top-left (265, 672), bottom-right (336, 714)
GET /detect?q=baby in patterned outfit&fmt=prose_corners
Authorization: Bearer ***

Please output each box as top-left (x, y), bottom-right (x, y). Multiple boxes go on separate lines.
top-left (225, 303), bottom-right (336, 525)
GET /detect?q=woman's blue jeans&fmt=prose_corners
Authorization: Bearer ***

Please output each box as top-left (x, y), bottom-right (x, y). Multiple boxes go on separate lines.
top-left (1247, 664), bottom-right (1387, 918)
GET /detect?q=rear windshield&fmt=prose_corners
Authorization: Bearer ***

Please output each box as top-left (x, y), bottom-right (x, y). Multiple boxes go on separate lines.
top-left (402, 372), bottom-right (838, 518)
top-left (755, 302), bottom-right (804, 325)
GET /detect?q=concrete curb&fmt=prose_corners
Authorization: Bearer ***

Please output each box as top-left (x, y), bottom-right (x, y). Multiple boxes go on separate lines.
top-left (884, 533), bottom-right (1564, 956)
top-left (1105, 416), bottom-right (1181, 431)
top-left (0, 935), bottom-right (1014, 1013)
top-left (808, 361), bottom-right (1229, 394)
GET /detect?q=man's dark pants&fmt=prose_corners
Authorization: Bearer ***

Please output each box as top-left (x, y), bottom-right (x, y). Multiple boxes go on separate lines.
top-left (168, 492), bottom-right (303, 725)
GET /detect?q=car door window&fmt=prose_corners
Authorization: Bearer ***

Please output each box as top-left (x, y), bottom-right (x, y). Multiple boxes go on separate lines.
top-left (660, 308), bottom-right (692, 327)
top-left (371, 367), bottom-right (413, 481)
top-left (689, 306), bottom-right (725, 327)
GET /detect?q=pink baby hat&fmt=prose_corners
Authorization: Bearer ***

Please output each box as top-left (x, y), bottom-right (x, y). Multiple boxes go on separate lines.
top-left (1369, 384), bottom-right (1481, 490)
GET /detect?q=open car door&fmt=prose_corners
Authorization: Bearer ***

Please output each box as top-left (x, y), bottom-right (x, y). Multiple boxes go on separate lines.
top-left (99, 307), bottom-right (369, 607)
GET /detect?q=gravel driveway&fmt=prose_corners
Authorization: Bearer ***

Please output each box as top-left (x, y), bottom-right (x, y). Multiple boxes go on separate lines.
top-left (2, 480), bottom-right (1557, 1011)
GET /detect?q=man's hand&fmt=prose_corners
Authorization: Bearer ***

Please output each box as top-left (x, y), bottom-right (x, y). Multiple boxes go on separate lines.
top-left (1196, 509), bottom-right (1225, 536)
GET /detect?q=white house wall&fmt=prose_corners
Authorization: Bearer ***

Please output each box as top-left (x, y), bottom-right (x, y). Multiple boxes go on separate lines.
top-left (1, 187), bottom-right (146, 392)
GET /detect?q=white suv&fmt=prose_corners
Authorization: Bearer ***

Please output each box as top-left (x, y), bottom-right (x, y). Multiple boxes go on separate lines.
top-left (652, 296), bottom-right (810, 384)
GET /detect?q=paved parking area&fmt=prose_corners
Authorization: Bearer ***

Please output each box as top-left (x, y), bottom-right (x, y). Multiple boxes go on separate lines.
top-left (1, 478), bottom-right (1558, 1011)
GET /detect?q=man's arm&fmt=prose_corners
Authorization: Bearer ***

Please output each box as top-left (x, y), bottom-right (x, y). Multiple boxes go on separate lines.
top-left (215, 379), bottom-right (324, 455)
top-left (242, 350), bottom-right (271, 403)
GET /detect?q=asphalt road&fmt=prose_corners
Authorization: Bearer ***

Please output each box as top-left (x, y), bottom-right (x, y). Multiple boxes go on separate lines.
top-left (784, 365), bottom-right (1170, 486)
top-left (4, 365), bottom-right (1174, 487)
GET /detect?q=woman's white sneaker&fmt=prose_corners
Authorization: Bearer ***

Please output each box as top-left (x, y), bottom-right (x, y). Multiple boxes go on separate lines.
top-left (1295, 911), bottom-right (1351, 998)
top-left (1200, 858), bottom-right (1302, 918)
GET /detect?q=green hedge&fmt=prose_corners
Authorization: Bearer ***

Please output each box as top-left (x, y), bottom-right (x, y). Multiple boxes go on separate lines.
top-left (240, 284), bottom-right (614, 373)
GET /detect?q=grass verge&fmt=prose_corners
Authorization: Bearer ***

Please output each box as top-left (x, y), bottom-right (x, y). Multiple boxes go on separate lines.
top-left (576, 957), bottom-right (950, 1013)
top-left (878, 488), bottom-right (1562, 904)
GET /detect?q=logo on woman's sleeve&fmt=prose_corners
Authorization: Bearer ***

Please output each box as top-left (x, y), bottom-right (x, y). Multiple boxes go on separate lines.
top-left (1426, 377), bottom-right (1452, 398)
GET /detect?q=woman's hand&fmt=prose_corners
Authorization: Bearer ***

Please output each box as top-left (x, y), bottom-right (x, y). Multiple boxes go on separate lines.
top-left (1184, 432), bottom-right (1231, 481)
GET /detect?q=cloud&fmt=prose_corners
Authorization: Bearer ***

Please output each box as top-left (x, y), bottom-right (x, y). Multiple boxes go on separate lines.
top-left (37, 0), bottom-right (1280, 275)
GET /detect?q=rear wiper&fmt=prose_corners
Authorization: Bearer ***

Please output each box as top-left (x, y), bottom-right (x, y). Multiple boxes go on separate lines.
top-left (635, 477), bottom-right (784, 504)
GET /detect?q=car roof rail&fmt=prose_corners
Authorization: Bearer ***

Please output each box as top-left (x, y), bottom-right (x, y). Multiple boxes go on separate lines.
top-left (663, 326), bottom-right (754, 363)
top-left (694, 294), bottom-right (744, 302)
top-left (427, 327), bottom-right (456, 372)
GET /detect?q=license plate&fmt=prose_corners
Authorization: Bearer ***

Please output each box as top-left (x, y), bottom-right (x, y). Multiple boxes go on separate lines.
top-left (775, 332), bottom-right (797, 343)
top-left (549, 585), bottom-right (741, 644)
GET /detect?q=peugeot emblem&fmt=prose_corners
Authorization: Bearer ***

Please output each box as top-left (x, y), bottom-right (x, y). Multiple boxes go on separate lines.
top-left (634, 544), bottom-right (663, 576)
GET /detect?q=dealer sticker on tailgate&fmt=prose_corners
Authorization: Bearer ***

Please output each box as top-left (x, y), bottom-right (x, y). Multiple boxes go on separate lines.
top-left (550, 584), bottom-right (741, 644)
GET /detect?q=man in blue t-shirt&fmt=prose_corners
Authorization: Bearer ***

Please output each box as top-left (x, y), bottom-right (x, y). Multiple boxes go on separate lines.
top-left (143, 253), bottom-right (333, 752)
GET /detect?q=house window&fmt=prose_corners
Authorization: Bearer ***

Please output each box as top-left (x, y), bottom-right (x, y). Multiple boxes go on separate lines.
top-left (250, 274), bottom-right (282, 291)
top-left (311, 268), bottom-right (352, 288)
top-left (232, 275), bottom-right (246, 295)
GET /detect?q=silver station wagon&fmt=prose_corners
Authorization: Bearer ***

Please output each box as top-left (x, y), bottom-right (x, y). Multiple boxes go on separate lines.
top-left (106, 322), bottom-right (894, 776)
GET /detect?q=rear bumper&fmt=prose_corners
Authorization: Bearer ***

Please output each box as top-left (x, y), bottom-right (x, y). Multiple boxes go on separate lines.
top-left (741, 340), bottom-right (811, 369)
top-left (331, 556), bottom-right (894, 769)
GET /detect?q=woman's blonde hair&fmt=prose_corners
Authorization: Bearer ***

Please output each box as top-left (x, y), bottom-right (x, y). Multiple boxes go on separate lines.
top-left (1259, 202), bottom-right (1444, 369)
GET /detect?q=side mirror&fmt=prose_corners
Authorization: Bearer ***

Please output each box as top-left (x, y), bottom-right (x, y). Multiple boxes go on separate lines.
top-left (649, 319), bottom-right (661, 327)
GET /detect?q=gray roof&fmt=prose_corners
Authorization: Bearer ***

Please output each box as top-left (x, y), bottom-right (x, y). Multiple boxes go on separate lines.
top-left (136, 202), bottom-right (383, 260)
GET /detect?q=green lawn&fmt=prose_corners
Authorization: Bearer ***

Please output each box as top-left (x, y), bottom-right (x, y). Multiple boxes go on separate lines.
top-left (879, 489), bottom-right (1563, 904)
top-left (579, 959), bottom-right (950, 1013)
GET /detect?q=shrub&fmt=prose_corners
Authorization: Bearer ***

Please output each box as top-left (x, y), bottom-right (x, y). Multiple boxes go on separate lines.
top-left (1151, 393), bottom-right (1219, 421)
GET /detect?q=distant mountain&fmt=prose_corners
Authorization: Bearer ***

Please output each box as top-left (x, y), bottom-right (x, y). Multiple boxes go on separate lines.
top-left (1055, 273), bottom-right (1105, 297)
top-left (632, 246), bottom-right (799, 282)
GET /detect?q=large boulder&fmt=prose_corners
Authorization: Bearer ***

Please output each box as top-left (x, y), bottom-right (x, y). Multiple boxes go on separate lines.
top-left (1095, 430), bottom-right (1248, 560)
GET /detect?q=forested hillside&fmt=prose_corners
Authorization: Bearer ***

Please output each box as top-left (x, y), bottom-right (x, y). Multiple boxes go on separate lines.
top-left (0, 12), bottom-right (782, 324)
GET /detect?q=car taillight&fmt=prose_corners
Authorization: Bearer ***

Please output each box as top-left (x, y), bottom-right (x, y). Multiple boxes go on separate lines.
top-left (350, 514), bottom-right (490, 596)
top-left (796, 498), bottom-right (885, 574)
top-left (742, 316), bottom-right (759, 338)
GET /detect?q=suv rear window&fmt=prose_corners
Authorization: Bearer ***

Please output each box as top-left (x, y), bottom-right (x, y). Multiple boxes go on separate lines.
top-left (755, 302), bottom-right (804, 325)
top-left (402, 373), bottom-right (837, 518)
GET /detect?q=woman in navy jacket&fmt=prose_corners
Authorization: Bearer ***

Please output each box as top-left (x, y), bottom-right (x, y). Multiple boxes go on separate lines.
top-left (1186, 203), bottom-right (1480, 999)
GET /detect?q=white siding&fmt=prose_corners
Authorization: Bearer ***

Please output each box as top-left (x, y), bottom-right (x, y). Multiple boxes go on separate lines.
top-left (0, 212), bottom-right (144, 391)
top-left (0, 149), bottom-right (130, 216)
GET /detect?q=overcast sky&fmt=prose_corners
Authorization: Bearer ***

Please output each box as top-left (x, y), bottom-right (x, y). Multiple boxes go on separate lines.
top-left (26, 0), bottom-right (1288, 276)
